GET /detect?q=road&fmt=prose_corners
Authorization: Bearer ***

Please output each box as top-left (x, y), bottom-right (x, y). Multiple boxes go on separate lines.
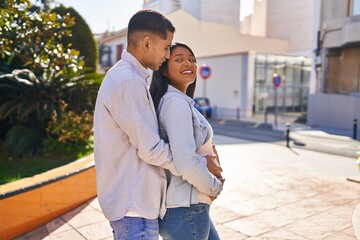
top-left (209, 118), bottom-right (360, 159)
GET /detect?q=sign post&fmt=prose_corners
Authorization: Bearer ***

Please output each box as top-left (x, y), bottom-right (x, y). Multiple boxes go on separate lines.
top-left (199, 64), bottom-right (212, 97)
top-left (272, 73), bottom-right (282, 129)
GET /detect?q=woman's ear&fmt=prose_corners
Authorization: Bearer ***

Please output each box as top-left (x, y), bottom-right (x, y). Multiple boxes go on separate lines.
top-left (163, 68), bottom-right (168, 77)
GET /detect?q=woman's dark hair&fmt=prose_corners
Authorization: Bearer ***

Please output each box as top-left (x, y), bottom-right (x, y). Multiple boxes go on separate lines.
top-left (150, 42), bottom-right (197, 111)
top-left (128, 9), bottom-right (175, 41)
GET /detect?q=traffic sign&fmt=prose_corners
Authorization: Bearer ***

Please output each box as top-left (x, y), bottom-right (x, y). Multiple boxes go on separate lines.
top-left (272, 73), bottom-right (282, 87)
top-left (199, 64), bottom-right (212, 80)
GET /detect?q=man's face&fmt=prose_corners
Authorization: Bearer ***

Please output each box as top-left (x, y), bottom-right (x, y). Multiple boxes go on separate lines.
top-left (145, 31), bottom-right (174, 71)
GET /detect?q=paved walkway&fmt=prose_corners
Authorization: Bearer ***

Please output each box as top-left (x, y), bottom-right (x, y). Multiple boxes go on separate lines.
top-left (16, 135), bottom-right (360, 240)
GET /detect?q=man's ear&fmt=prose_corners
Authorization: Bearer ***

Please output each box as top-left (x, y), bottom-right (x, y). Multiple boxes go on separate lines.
top-left (142, 36), bottom-right (151, 52)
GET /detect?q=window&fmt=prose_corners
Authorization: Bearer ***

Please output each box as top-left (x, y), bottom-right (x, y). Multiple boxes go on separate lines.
top-left (325, 47), bottom-right (360, 94)
top-left (253, 54), bottom-right (311, 113)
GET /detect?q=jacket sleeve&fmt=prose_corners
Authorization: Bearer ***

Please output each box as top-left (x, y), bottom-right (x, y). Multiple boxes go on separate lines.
top-left (108, 75), bottom-right (179, 175)
top-left (159, 96), bottom-right (222, 196)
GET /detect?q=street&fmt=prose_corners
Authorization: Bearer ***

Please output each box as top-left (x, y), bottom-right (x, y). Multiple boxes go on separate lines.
top-left (209, 118), bottom-right (360, 159)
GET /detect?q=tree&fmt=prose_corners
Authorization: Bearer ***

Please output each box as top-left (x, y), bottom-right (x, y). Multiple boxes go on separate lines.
top-left (53, 6), bottom-right (98, 72)
top-left (0, 0), bottom-right (102, 155)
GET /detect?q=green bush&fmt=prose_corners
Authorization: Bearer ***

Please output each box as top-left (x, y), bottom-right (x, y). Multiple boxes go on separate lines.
top-left (43, 101), bottom-right (93, 155)
top-left (4, 125), bottom-right (44, 156)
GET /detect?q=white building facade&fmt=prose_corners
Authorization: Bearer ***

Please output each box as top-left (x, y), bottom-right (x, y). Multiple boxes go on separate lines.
top-left (143, 0), bottom-right (240, 26)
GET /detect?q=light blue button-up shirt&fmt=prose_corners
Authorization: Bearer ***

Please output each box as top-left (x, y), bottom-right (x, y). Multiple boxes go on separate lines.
top-left (94, 51), bottom-right (178, 221)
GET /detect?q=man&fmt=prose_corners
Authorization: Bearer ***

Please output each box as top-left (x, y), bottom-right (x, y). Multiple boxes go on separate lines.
top-left (94, 9), bottom-right (222, 240)
top-left (94, 9), bottom-right (178, 239)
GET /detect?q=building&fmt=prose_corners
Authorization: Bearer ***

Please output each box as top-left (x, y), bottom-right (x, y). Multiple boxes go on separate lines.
top-left (307, 0), bottom-right (360, 131)
top-left (143, 0), bottom-right (240, 27)
top-left (98, 0), bottom-right (314, 120)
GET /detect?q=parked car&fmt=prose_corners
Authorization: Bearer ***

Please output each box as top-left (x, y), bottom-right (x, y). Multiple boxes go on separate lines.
top-left (194, 97), bottom-right (212, 118)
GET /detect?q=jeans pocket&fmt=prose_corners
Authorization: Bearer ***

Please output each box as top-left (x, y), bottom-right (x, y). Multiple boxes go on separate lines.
top-left (191, 203), bottom-right (209, 214)
top-left (110, 218), bottom-right (130, 240)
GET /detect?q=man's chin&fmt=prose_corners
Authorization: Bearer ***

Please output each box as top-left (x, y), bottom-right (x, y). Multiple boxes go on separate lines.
top-left (150, 65), bottom-right (160, 71)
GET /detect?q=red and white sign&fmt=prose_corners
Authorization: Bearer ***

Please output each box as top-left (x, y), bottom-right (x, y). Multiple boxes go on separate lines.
top-left (199, 64), bottom-right (212, 80)
top-left (272, 73), bottom-right (282, 88)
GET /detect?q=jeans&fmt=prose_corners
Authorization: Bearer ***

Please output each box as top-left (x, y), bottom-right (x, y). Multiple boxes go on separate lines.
top-left (159, 203), bottom-right (220, 240)
top-left (110, 217), bottom-right (159, 240)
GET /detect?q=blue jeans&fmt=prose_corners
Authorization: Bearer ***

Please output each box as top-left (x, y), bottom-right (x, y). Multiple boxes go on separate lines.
top-left (110, 217), bottom-right (159, 240)
top-left (159, 203), bottom-right (220, 240)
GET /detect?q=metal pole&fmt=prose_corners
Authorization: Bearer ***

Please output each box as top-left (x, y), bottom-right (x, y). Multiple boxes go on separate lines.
top-left (264, 108), bottom-right (268, 124)
top-left (353, 119), bottom-right (358, 140)
top-left (274, 87), bottom-right (278, 129)
top-left (236, 107), bottom-right (240, 120)
top-left (286, 123), bottom-right (291, 148)
top-left (203, 80), bottom-right (207, 98)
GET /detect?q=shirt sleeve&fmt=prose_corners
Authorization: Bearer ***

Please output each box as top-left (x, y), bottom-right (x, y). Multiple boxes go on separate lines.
top-left (159, 96), bottom-right (222, 196)
top-left (108, 75), bottom-right (179, 175)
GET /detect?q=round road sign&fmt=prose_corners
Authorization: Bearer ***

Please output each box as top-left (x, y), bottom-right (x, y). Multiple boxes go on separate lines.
top-left (272, 73), bottom-right (282, 87)
top-left (199, 64), bottom-right (212, 80)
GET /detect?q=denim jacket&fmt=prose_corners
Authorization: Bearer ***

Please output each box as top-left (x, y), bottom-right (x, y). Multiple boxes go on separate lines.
top-left (157, 85), bottom-right (223, 207)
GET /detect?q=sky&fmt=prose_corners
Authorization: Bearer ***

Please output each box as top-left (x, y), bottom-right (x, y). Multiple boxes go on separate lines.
top-left (53, 0), bottom-right (143, 34)
top-left (32, 0), bottom-right (253, 34)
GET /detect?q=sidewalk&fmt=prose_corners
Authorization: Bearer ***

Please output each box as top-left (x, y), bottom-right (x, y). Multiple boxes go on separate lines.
top-left (16, 135), bottom-right (360, 240)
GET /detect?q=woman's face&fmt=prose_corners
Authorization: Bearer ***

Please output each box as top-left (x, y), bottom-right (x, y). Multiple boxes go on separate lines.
top-left (164, 46), bottom-right (197, 93)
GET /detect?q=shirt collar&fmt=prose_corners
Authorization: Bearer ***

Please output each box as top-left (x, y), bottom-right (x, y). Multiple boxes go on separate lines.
top-left (121, 50), bottom-right (150, 80)
top-left (168, 85), bottom-right (195, 105)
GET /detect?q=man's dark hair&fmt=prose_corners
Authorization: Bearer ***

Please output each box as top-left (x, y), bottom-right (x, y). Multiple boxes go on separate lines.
top-left (128, 9), bottom-right (175, 40)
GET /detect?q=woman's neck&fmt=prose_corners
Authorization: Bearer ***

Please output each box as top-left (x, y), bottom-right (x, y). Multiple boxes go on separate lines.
top-left (169, 83), bottom-right (187, 94)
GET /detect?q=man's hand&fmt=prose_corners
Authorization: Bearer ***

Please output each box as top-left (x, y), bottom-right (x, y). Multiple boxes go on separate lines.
top-left (205, 155), bottom-right (222, 179)
top-left (212, 143), bottom-right (220, 165)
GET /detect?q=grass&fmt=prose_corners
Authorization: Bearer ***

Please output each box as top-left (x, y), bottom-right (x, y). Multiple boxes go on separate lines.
top-left (0, 140), bottom-right (93, 185)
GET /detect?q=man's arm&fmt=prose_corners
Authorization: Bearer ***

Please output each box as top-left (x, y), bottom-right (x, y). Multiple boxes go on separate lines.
top-left (109, 76), bottom-right (178, 174)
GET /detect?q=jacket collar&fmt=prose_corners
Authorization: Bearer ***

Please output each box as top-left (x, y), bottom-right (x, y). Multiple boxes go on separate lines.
top-left (167, 85), bottom-right (195, 105)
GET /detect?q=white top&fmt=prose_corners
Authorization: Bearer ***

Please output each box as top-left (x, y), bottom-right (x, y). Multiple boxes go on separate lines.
top-left (196, 136), bottom-right (214, 205)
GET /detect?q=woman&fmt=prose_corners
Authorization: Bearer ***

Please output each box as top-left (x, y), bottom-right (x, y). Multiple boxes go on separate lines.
top-left (150, 42), bottom-right (224, 240)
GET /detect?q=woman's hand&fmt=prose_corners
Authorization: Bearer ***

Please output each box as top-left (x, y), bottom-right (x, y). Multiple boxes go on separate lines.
top-left (209, 177), bottom-right (225, 201)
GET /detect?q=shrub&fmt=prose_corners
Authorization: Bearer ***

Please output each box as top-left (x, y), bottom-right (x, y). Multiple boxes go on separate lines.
top-left (4, 124), bottom-right (44, 156)
top-left (44, 101), bottom-right (93, 155)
